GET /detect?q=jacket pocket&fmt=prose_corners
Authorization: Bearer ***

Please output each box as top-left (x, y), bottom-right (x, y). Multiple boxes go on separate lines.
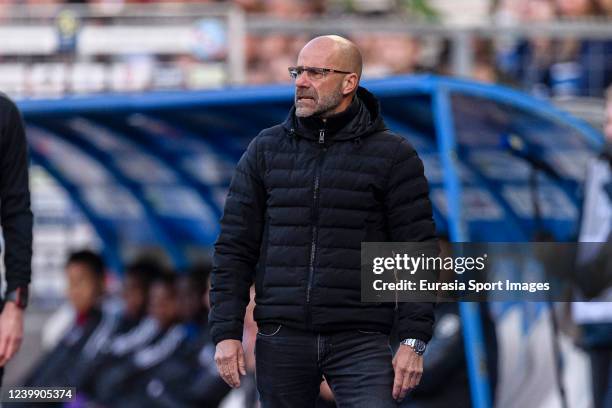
top-left (257, 323), bottom-right (282, 337)
top-left (357, 329), bottom-right (383, 335)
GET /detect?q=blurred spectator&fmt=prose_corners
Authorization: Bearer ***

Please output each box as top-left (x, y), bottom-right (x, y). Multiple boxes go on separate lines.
top-left (119, 257), bottom-right (163, 331)
top-left (358, 33), bottom-right (422, 77)
top-left (595, 0), bottom-right (612, 14)
top-left (472, 40), bottom-right (498, 83)
top-left (551, 0), bottom-right (612, 97)
top-left (495, 0), bottom-right (557, 95)
top-left (234, 0), bottom-right (265, 13)
top-left (262, 0), bottom-right (320, 19)
top-left (1, 0), bottom-right (611, 95)
top-left (249, 34), bottom-right (294, 84)
top-left (146, 273), bottom-right (181, 329)
top-left (556, 0), bottom-right (605, 17)
top-left (21, 250), bottom-right (110, 390)
top-left (398, 238), bottom-right (499, 408)
top-left (573, 85), bottom-right (612, 408)
top-left (497, 0), bottom-right (612, 97)
top-left (437, 38), bottom-right (498, 83)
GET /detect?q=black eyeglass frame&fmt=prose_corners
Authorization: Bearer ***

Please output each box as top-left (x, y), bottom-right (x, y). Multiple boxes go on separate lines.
top-left (288, 66), bottom-right (353, 80)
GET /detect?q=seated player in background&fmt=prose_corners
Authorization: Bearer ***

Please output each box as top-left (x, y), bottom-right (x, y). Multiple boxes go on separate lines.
top-left (88, 272), bottom-right (184, 407)
top-left (137, 264), bottom-right (231, 408)
top-left (75, 257), bottom-right (163, 398)
top-left (116, 258), bottom-right (162, 333)
top-left (21, 250), bottom-right (110, 390)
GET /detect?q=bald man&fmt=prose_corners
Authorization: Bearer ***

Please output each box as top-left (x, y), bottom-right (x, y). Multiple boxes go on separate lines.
top-left (210, 36), bottom-right (437, 407)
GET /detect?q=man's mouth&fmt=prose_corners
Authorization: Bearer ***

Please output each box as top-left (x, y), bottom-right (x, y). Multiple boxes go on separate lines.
top-left (297, 96), bottom-right (315, 101)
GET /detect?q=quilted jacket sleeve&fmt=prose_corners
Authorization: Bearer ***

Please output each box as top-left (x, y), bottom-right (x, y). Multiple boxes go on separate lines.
top-left (385, 137), bottom-right (437, 343)
top-left (209, 137), bottom-right (266, 345)
top-left (0, 95), bottom-right (33, 294)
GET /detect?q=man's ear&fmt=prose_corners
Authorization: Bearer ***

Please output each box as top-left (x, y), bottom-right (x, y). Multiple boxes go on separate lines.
top-left (342, 73), bottom-right (359, 96)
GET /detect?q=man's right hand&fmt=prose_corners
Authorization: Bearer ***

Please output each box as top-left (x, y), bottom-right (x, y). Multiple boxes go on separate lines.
top-left (215, 339), bottom-right (247, 388)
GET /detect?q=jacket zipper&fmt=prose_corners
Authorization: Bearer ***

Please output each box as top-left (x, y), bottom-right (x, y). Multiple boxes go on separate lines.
top-left (306, 128), bottom-right (326, 322)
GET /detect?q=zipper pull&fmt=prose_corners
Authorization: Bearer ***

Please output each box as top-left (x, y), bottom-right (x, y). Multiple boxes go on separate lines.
top-left (319, 129), bottom-right (325, 144)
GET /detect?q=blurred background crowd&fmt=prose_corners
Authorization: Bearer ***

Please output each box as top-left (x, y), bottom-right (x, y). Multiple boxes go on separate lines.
top-left (0, 0), bottom-right (611, 99)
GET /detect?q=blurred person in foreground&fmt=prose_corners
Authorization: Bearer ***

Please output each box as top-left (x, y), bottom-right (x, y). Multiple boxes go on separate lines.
top-left (573, 85), bottom-right (612, 408)
top-left (22, 250), bottom-right (107, 390)
top-left (0, 93), bottom-right (32, 385)
top-left (210, 35), bottom-right (437, 407)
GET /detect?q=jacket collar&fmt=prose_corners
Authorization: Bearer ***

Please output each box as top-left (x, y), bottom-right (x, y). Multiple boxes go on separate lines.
top-left (282, 86), bottom-right (386, 142)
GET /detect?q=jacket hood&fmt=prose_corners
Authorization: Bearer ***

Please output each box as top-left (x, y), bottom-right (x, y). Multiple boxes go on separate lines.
top-left (282, 86), bottom-right (387, 142)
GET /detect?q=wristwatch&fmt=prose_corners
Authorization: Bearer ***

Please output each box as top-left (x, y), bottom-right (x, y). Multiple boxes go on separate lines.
top-left (5, 286), bottom-right (28, 310)
top-left (401, 338), bottom-right (427, 355)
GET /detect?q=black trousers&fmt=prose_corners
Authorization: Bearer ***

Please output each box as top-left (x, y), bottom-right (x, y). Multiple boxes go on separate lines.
top-left (590, 349), bottom-right (612, 408)
top-left (255, 323), bottom-right (398, 408)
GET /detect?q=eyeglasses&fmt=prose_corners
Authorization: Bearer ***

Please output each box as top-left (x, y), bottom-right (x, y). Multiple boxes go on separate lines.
top-left (288, 66), bottom-right (352, 81)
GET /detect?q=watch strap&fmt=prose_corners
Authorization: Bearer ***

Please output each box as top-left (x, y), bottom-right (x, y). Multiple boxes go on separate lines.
top-left (401, 338), bottom-right (427, 355)
top-left (5, 286), bottom-right (28, 309)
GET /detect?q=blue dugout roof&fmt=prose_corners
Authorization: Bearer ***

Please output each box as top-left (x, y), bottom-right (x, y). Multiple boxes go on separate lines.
top-left (19, 74), bottom-right (604, 269)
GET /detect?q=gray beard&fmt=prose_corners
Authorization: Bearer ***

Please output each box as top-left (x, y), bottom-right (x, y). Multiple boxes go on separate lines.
top-left (295, 88), bottom-right (343, 118)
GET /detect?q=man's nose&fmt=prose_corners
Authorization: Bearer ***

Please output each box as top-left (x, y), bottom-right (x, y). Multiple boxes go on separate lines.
top-left (295, 71), bottom-right (309, 87)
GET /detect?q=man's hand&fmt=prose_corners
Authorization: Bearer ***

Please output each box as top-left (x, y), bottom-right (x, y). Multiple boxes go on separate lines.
top-left (392, 345), bottom-right (423, 402)
top-left (215, 339), bottom-right (247, 388)
top-left (0, 301), bottom-right (24, 366)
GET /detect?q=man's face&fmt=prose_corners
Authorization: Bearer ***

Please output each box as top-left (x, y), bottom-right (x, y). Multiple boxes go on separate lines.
top-left (294, 47), bottom-right (345, 118)
top-left (67, 262), bottom-right (103, 315)
top-left (176, 277), bottom-right (203, 322)
top-left (148, 282), bottom-right (179, 328)
top-left (122, 275), bottom-right (146, 319)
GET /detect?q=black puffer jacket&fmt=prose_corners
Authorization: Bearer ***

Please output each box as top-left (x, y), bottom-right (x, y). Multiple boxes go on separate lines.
top-left (210, 86), bottom-right (437, 344)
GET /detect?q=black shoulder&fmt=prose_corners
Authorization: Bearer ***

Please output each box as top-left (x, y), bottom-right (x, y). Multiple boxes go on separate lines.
top-left (258, 124), bottom-right (286, 140)
top-left (254, 124), bottom-right (287, 151)
top-left (0, 93), bottom-right (19, 116)
top-left (368, 129), bottom-right (418, 161)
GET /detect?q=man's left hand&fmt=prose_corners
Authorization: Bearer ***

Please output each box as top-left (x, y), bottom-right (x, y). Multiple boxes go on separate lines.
top-left (0, 302), bottom-right (24, 366)
top-left (392, 344), bottom-right (423, 402)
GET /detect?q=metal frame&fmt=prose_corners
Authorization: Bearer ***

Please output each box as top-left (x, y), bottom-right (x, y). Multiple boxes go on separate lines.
top-left (29, 121), bottom-right (189, 270)
top-left (28, 150), bottom-right (123, 273)
top-left (83, 115), bottom-right (223, 232)
top-left (16, 75), bottom-right (606, 149)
